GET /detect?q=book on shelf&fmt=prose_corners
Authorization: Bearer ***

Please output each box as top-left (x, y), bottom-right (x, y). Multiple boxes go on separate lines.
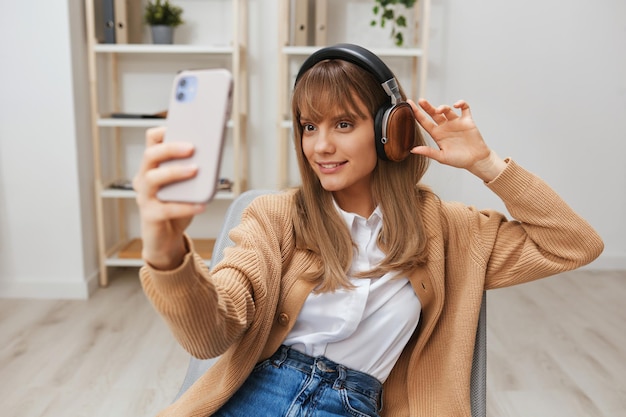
top-left (109, 179), bottom-right (134, 190)
top-left (110, 110), bottom-right (167, 119)
top-left (107, 177), bottom-right (232, 192)
top-left (289, 0), bottom-right (328, 46)
top-left (113, 0), bottom-right (128, 43)
top-left (94, 0), bottom-right (143, 44)
top-left (314, 0), bottom-right (328, 46)
top-left (291, 0), bottom-right (309, 46)
top-left (94, 0), bottom-right (116, 43)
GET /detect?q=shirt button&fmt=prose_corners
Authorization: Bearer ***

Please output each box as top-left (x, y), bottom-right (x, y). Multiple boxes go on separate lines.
top-left (278, 312), bottom-right (290, 326)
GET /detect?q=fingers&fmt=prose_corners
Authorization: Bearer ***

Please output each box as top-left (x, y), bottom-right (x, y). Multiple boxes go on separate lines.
top-left (415, 98), bottom-right (471, 123)
top-left (415, 98), bottom-right (448, 124)
top-left (144, 141), bottom-right (195, 168)
top-left (146, 126), bottom-right (166, 146)
top-left (134, 127), bottom-right (197, 200)
top-left (133, 161), bottom-right (203, 225)
top-left (410, 145), bottom-right (448, 165)
top-left (453, 100), bottom-right (472, 118)
top-left (137, 137), bottom-right (195, 177)
top-left (134, 160), bottom-right (198, 200)
top-left (145, 200), bottom-right (206, 222)
top-left (409, 99), bottom-right (436, 132)
top-left (439, 105), bottom-right (459, 121)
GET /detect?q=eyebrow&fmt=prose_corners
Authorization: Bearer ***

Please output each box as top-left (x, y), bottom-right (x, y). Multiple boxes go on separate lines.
top-left (300, 111), bottom-right (363, 124)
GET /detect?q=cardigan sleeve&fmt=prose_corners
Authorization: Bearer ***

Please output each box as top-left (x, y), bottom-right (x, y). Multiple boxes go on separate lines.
top-left (471, 159), bottom-right (604, 289)
top-left (139, 194), bottom-right (290, 359)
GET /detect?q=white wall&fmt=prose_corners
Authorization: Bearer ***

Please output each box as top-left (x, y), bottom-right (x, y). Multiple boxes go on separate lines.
top-left (247, 0), bottom-right (626, 270)
top-left (0, 0), bottom-right (623, 299)
top-left (420, 0), bottom-right (626, 269)
top-left (0, 0), bottom-right (98, 299)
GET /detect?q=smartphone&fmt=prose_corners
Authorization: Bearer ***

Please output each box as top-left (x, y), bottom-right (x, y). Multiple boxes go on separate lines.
top-left (156, 68), bottom-right (233, 203)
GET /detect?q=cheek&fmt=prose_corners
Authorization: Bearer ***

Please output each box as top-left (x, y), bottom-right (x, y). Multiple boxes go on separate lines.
top-left (353, 135), bottom-right (378, 167)
top-left (363, 148), bottom-right (378, 173)
top-left (365, 141), bottom-right (378, 162)
top-left (301, 137), bottom-right (315, 161)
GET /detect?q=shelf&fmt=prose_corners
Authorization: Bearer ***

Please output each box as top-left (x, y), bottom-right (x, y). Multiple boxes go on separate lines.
top-left (104, 256), bottom-right (145, 268)
top-left (93, 44), bottom-right (235, 55)
top-left (96, 118), bottom-right (236, 129)
top-left (118, 237), bottom-right (214, 259)
top-left (282, 46), bottom-right (424, 58)
top-left (101, 188), bottom-right (235, 200)
top-left (97, 118), bottom-right (165, 128)
top-left (105, 238), bottom-right (213, 267)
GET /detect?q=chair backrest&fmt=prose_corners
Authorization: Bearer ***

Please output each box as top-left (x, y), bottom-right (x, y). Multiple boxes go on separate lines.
top-left (471, 292), bottom-right (487, 417)
top-left (173, 190), bottom-right (487, 416)
top-left (173, 189), bottom-right (275, 402)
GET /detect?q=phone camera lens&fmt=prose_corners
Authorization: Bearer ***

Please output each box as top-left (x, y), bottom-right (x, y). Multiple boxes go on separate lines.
top-left (179, 78), bottom-right (187, 87)
top-left (177, 92), bottom-right (185, 101)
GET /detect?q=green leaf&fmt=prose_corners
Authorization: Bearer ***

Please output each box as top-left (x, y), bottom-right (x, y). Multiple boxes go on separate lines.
top-left (371, 0), bottom-right (417, 47)
top-left (395, 32), bottom-right (404, 46)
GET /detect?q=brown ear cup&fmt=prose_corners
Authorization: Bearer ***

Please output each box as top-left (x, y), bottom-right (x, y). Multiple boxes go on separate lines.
top-left (375, 102), bottom-right (416, 162)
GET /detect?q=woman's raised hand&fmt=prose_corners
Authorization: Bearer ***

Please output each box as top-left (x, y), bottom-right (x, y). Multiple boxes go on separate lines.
top-left (132, 127), bottom-right (206, 270)
top-left (409, 98), bottom-right (507, 182)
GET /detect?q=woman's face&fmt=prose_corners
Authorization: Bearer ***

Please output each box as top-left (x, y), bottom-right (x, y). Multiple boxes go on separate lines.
top-left (300, 97), bottom-right (378, 204)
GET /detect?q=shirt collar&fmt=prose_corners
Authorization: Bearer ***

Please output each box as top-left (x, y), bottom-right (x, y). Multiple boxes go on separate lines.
top-left (333, 199), bottom-right (383, 229)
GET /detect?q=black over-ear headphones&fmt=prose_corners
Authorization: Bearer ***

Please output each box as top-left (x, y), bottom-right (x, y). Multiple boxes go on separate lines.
top-left (295, 43), bottom-right (416, 162)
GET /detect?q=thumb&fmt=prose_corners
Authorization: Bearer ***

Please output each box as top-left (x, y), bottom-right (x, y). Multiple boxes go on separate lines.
top-left (410, 145), bottom-right (441, 162)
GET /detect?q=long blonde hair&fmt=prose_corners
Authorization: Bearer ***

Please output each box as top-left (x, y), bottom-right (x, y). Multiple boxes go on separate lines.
top-left (291, 59), bottom-right (432, 292)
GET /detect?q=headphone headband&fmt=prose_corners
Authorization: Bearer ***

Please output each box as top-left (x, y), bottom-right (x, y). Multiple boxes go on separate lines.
top-left (295, 43), bottom-right (395, 85)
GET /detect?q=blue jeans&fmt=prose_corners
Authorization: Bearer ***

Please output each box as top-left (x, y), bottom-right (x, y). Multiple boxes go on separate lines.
top-left (213, 345), bottom-right (383, 417)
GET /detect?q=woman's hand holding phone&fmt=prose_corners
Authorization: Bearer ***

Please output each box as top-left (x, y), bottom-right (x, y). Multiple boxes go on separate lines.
top-left (134, 68), bottom-right (231, 270)
top-left (133, 126), bottom-right (206, 271)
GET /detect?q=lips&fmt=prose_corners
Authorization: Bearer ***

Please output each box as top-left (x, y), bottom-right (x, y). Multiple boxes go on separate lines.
top-left (319, 162), bottom-right (345, 169)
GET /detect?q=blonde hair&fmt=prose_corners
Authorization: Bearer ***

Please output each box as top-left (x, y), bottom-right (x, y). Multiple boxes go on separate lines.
top-left (291, 59), bottom-right (432, 292)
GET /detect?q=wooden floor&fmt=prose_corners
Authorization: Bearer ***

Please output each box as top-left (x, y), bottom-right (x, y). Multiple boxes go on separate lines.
top-left (1, 269), bottom-right (624, 417)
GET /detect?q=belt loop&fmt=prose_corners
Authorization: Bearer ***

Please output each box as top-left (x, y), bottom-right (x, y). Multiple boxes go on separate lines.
top-left (377, 388), bottom-right (384, 413)
top-left (272, 345), bottom-right (289, 367)
top-left (333, 365), bottom-right (347, 389)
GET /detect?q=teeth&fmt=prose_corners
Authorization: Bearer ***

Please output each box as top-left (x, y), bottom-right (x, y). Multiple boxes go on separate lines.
top-left (320, 163), bottom-right (341, 168)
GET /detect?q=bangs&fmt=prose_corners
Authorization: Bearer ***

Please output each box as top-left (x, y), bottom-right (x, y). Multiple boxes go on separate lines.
top-left (292, 60), bottom-right (373, 123)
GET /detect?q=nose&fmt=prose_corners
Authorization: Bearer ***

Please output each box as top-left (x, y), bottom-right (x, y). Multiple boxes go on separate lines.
top-left (313, 128), bottom-right (335, 154)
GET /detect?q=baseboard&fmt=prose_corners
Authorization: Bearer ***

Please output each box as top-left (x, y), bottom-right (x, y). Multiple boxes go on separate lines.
top-left (0, 256), bottom-right (622, 300)
top-left (582, 255), bottom-right (626, 271)
top-left (0, 270), bottom-right (99, 300)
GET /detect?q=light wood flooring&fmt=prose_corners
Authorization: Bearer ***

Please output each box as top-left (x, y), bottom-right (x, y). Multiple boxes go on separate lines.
top-left (1, 269), bottom-right (624, 417)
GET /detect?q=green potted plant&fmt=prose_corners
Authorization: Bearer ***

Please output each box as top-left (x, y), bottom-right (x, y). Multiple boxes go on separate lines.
top-left (144, 0), bottom-right (184, 44)
top-left (371, 0), bottom-right (417, 47)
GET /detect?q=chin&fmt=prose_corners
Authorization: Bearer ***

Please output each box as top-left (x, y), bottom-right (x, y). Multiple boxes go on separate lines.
top-left (316, 179), bottom-right (341, 192)
top-left (320, 183), bottom-right (348, 193)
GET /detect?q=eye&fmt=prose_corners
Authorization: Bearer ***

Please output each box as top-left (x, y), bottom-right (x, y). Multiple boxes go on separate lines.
top-left (302, 123), bottom-right (316, 132)
top-left (337, 121), bottom-right (352, 129)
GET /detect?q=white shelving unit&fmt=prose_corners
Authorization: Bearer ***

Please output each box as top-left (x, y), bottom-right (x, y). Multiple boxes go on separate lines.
top-left (276, 0), bottom-right (431, 188)
top-left (84, 0), bottom-right (248, 286)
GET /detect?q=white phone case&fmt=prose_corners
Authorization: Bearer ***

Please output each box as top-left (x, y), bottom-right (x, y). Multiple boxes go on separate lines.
top-left (156, 68), bottom-right (233, 203)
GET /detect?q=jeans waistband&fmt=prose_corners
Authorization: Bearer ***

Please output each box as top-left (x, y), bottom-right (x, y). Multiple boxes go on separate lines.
top-left (269, 345), bottom-right (382, 402)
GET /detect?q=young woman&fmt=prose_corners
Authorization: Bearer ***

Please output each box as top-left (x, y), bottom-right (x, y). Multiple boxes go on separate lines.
top-left (133, 44), bottom-right (603, 417)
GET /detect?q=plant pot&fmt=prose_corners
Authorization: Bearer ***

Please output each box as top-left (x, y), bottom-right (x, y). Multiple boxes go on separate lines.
top-left (150, 25), bottom-right (174, 44)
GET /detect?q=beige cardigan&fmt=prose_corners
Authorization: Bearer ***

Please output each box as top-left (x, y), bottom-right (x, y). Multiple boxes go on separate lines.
top-left (140, 160), bottom-right (603, 417)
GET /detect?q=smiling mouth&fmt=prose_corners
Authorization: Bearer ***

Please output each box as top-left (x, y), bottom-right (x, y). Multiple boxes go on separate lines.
top-left (319, 162), bottom-right (346, 169)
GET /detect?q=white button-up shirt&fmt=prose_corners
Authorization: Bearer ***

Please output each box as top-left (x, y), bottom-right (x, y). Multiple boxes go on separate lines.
top-left (284, 204), bottom-right (421, 382)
